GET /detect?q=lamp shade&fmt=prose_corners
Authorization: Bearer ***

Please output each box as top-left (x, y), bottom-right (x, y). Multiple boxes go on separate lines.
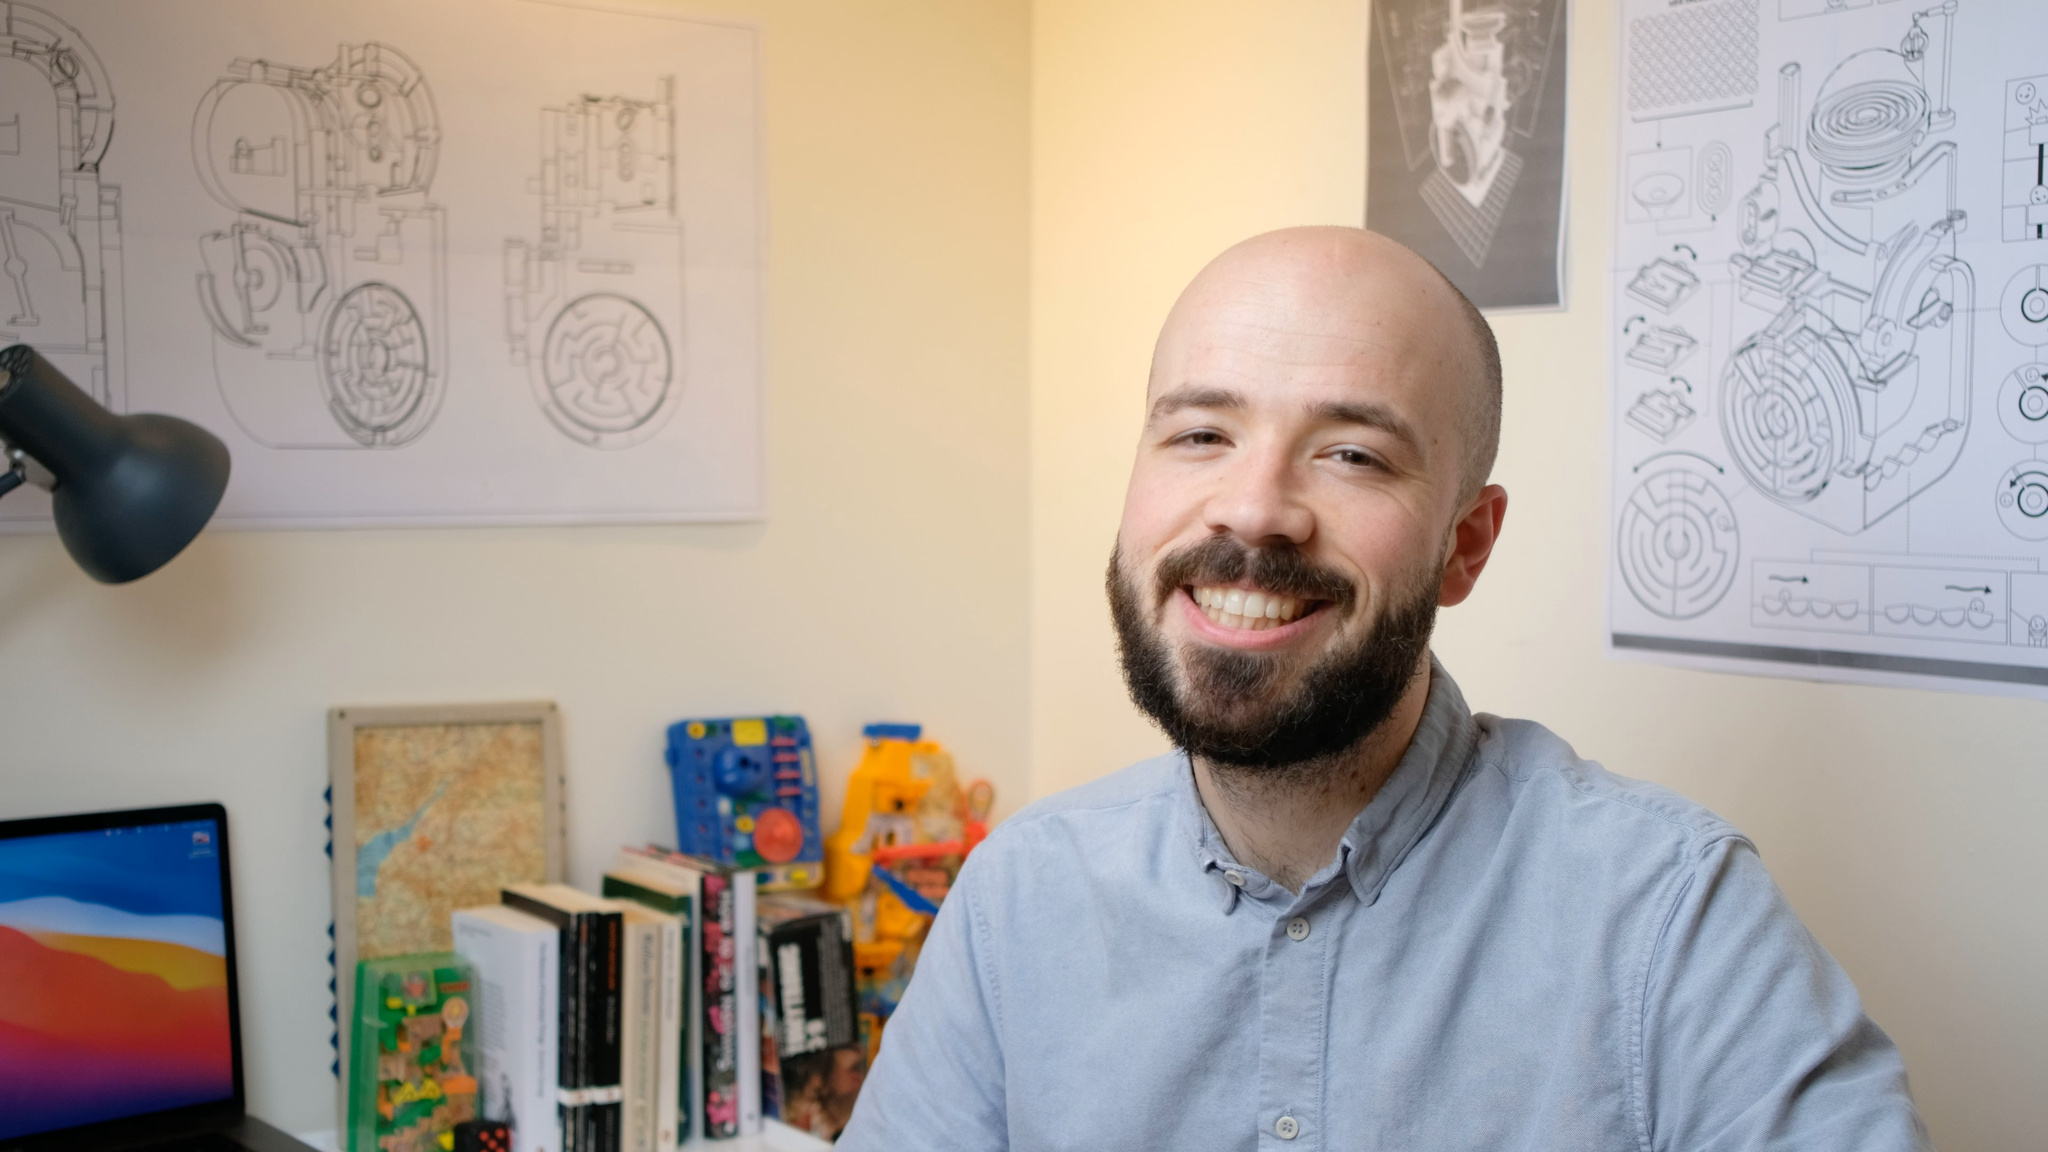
top-left (0, 344), bottom-right (231, 583)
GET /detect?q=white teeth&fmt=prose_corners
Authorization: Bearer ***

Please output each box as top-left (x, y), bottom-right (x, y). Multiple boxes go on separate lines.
top-left (1191, 586), bottom-right (1307, 630)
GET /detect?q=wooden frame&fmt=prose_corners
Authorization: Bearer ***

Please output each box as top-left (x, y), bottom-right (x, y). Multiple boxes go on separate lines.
top-left (328, 700), bottom-right (566, 1123)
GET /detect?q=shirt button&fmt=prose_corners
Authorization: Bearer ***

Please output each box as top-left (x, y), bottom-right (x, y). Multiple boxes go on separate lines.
top-left (1286, 916), bottom-right (1310, 941)
top-left (1224, 869), bottom-right (1246, 887)
top-left (1275, 1115), bottom-right (1300, 1140)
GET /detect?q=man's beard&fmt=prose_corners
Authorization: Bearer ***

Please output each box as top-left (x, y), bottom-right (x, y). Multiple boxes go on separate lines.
top-left (1107, 535), bottom-right (1439, 774)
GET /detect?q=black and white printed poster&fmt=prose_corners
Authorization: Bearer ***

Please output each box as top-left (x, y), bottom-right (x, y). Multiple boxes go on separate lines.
top-left (1367, 0), bottom-right (1570, 310)
top-left (0, 0), bottom-right (763, 529)
top-left (1607, 0), bottom-right (2048, 698)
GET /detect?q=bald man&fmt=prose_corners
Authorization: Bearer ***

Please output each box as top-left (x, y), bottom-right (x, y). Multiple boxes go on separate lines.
top-left (840, 229), bottom-right (1928, 1151)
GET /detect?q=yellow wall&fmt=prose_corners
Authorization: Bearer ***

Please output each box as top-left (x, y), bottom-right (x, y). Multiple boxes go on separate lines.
top-left (1031, 1), bottom-right (2046, 1148)
top-left (0, 0), bottom-right (1030, 1130)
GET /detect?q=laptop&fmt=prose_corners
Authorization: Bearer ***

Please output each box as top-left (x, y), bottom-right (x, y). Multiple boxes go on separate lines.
top-left (0, 803), bottom-right (315, 1152)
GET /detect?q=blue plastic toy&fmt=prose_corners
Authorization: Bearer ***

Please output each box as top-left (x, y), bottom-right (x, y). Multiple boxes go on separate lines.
top-left (664, 715), bottom-right (824, 888)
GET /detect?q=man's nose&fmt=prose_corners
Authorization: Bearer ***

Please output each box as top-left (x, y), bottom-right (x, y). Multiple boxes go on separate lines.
top-left (1204, 444), bottom-right (1313, 547)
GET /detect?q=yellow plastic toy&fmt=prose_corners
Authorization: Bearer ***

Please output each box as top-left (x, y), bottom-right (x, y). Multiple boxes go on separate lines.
top-left (825, 723), bottom-right (997, 1059)
top-left (824, 723), bottom-right (943, 904)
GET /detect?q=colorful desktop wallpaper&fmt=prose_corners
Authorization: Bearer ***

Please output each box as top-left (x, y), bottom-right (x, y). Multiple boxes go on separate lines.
top-left (0, 820), bottom-right (235, 1139)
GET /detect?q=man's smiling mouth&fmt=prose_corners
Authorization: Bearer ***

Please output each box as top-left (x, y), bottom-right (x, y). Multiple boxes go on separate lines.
top-left (1189, 586), bottom-right (1322, 631)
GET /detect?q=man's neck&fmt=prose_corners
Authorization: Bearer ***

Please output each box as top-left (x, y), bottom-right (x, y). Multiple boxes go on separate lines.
top-left (1191, 663), bottom-right (1433, 893)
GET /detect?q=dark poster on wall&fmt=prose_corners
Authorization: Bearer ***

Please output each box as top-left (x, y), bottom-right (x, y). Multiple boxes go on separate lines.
top-left (1367, 0), bottom-right (1570, 310)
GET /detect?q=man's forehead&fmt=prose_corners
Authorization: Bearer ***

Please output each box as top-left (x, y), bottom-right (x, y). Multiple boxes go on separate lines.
top-left (1148, 301), bottom-right (1439, 411)
top-left (1153, 259), bottom-right (1446, 382)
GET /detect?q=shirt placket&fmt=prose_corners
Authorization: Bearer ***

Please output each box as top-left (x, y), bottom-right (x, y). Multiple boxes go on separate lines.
top-left (1253, 885), bottom-right (1335, 1150)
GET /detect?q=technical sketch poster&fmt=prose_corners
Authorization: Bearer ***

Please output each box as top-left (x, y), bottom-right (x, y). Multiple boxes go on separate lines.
top-left (0, 0), bottom-right (761, 527)
top-left (1368, 0), bottom-right (1569, 310)
top-left (1609, 0), bottom-right (2048, 695)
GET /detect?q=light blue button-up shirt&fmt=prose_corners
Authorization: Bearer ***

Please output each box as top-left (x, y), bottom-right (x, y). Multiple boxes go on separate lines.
top-left (841, 663), bottom-right (1930, 1151)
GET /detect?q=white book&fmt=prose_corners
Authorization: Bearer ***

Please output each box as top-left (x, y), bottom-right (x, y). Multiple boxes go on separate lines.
top-left (452, 904), bottom-right (562, 1152)
top-left (734, 870), bottom-right (759, 1137)
top-left (611, 853), bottom-right (754, 1138)
top-left (617, 905), bottom-right (662, 1152)
top-left (609, 854), bottom-right (704, 1145)
top-left (598, 856), bottom-right (688, 1139)
top-left (651, 909), bottom-right (682, 1152)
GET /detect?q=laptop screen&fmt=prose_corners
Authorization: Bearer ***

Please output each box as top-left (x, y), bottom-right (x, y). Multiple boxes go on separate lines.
top-left (0, 813), bottom-right (236, 1140)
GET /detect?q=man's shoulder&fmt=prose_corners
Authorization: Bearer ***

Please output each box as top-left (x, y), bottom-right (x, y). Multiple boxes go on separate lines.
top-left (999, 751), bottom-right (1183, 828)
top-left (1472, 714), bottom-right (1744, 853)
top-left (968, 752), bottom-right (1184, 863)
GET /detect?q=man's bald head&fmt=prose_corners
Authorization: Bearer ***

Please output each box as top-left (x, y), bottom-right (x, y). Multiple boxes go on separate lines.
top-left (1150, 227), bottom-right (1501, 504)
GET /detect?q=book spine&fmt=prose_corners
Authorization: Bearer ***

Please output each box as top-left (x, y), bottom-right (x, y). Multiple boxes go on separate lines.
top-left (757, 919), bottom-right (780, 1125)
top-left (535, 930), bottom-right (563, 1152)
top-left (682, 891), bottom-right (701, 1144)
top-left (502, 891), bottom-right (587, 1093)
top-left (559, 1103), bottom-right (584, 1152)
top-left (595, 910), bottom-right (624, 1090)
top-left (734, 872), bottom-right (759, 1136)
top-left (622, 919), bottom-right (656, 1152)
top-left (655, 914), bottom-right (683, 1152)
top-left (700, 873), bottom-right (736, 1139)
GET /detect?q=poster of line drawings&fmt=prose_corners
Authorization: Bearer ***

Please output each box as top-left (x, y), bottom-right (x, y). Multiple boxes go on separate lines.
top-left (1367, 0), bottom-right (1570, 310)
top-left (0, 0), bottom-right (760, 527)
top-left (1609, 0), bottom-right (2048, 696)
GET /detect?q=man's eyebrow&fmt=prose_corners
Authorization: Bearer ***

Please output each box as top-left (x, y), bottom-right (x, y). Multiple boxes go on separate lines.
top-left (1147, 386), bottom-right (1245, 422)
top-left (1307, 400), bottom-right (1422, 453)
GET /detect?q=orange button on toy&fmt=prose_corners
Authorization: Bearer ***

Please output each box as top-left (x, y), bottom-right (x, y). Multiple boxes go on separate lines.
top-left (752, 806), bottom-right (804, 863)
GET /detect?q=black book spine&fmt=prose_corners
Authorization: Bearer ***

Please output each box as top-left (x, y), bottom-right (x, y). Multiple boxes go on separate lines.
top-left (592, 910), bottom-right (623, 1087)
top-left (573, 912), bottom-right (594, 1088)
top-left (500, 890), bottom-right (586, 1090)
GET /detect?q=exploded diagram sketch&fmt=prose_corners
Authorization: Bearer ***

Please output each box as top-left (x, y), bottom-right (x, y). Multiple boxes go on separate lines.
top-left (504, 77), bottom-right (682, 450)
top-left (193, 42), bottom-right (446, 449)
top-left (0, 4), bottom-right (122, 411)
top-left (1611, 0), bottom-right (2048, 693)
top-left (0, 0), bottom-right (761, 528)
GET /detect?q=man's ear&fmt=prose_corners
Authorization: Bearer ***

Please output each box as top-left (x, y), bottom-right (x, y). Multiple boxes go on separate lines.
top-left (1439, 484), bottom-right (1508, 607)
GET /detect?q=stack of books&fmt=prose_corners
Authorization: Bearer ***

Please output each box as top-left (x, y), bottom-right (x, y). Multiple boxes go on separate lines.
top-left (450, 847), bottom-right (866, 1149)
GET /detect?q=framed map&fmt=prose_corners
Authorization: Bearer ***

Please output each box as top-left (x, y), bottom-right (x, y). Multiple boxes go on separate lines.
top-left (327, 700), bottom-right (565, 1115)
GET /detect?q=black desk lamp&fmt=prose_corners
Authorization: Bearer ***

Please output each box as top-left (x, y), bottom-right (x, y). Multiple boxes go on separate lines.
top-left (0, 344), bottom-right (230, 583)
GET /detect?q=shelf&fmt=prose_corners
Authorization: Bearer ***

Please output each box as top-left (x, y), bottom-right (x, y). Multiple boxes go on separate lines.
top-left (294, 1122), bottom-right (830, 1152)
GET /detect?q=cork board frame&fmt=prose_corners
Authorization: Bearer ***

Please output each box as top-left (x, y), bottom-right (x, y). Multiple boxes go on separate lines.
top-left (327, 700), bottom-right (566, 1120)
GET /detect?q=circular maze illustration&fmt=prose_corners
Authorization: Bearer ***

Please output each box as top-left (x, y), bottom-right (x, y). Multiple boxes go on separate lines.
top-left (320, 281), bottom-right (437, 447)
top-left (1995, 461), bottom-right (2048, 541)
top-left (1721, 328), bottom-right (1851, 505)
top-left (1999, 363), bottom-right (2048, 444)
top-left (2003, 266), bottom-right (2048, 348)
top-left (1617, 468), bottom-right (1741, 620)
top-left (538, 293), bottom-right (676, 449)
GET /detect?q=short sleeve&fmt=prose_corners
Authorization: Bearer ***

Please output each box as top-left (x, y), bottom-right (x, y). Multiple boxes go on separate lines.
top-left (836, 856), bottom-right (1008, 1152)
top-left (1639, 835), bottom-right (1930, 1152)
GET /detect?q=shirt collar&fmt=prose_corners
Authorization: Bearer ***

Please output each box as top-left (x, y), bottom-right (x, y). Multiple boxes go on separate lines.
top-left (1175, 655), bottom-right (1481, 912)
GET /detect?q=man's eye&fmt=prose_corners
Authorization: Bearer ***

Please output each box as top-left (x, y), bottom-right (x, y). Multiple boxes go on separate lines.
top-left (1175, 429), bottom-right (1226, 447)
top-left (1329, 447), bottom-right (1378, 468)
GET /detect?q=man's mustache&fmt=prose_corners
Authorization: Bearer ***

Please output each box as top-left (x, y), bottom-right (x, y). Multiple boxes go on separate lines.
top-left (1152, 535), bottom-right (1357, 611)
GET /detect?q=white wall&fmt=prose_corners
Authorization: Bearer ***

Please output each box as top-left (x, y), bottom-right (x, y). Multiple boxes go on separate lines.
top-left (0, 0), bottom-right (1030, 1131)
top-left (1029, 2), bottom-right (2047, 1148)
